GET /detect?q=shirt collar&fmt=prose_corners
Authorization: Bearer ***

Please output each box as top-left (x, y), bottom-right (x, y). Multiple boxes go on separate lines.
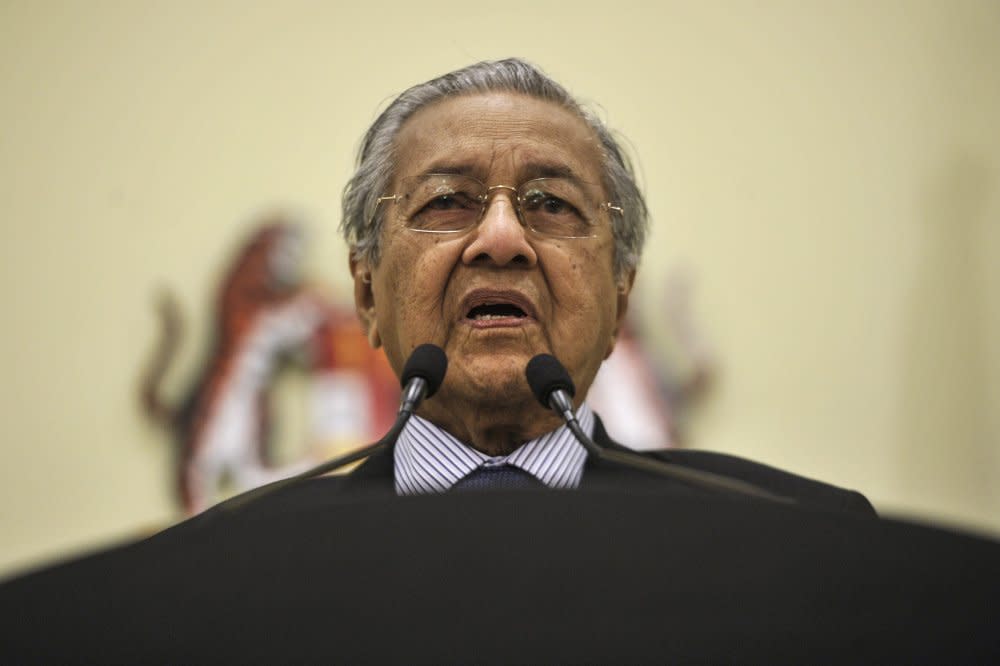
top-left (394, 404), bottom-right (594, 496)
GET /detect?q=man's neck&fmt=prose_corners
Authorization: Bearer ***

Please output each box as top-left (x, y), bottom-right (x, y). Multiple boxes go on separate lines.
top-left (416, 397), bottom-right (565, 456)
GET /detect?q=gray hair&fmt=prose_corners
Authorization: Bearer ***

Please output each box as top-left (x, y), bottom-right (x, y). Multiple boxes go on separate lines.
top-left (340, 58), bottom-right (648, 278)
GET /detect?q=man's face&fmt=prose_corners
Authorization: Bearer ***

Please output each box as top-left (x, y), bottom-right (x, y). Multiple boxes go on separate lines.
top-left (352, 92), bottom-right (633, 423)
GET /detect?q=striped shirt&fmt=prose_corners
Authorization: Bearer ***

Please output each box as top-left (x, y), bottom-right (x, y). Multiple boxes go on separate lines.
top-left (394, 404), bottom-right (595, 495)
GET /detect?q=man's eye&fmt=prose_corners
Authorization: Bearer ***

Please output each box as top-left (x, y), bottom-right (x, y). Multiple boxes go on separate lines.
top-left (542, 197), bottom-right (569, 214)
top-left (420, 192), bottom-right (479, 212)
top-left (425, 195), bottom-right (460, 210)
top-left (407, 190), bottom-right (481, 231)
top-left (523, 193), bottom-right (579, 217)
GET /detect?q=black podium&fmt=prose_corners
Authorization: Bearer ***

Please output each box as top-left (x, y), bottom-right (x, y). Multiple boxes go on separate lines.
top-left (2, 487), bottom-right (998, 663)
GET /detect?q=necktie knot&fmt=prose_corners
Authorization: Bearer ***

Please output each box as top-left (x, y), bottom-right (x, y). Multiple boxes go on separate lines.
top-left (451, 464), bottom-right (544, 492)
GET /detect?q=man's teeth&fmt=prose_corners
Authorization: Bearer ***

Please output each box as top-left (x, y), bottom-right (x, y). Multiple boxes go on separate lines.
top-left (467, 303), bottom-right (526, 320)
top-left (473, 313), bottom-right (516, 320)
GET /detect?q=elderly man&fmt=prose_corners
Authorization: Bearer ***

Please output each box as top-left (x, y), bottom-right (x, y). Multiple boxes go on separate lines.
top-left (331, 57), bottom-right (873, 512)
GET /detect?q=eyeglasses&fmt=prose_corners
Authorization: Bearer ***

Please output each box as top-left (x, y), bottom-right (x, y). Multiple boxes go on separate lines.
top-left (375, 173), bottom-right (623, 239)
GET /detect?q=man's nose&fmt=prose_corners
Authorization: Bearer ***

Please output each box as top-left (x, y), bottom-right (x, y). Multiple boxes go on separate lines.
top-left (460, 193), bottom-right (538, 267)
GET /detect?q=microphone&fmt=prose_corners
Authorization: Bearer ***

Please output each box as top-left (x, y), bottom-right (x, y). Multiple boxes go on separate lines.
top-left (526, 354), bottom-right (602, 458)
top-left (399, 343), bottom-right (448, 415)
top-left (222, 344), bottom-right (447, 511)
top-left (525, 353), bottom-right (793, 504)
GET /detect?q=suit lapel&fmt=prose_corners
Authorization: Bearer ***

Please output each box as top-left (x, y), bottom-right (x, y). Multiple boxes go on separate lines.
top-left (341, 440), bottom-right (396, 495)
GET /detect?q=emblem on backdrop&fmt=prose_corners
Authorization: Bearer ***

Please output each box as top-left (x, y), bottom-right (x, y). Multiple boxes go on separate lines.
top-left (140, 220), bottom-right (398, 514)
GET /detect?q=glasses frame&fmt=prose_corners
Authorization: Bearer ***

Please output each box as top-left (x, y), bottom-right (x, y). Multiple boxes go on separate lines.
top-left (374, 174), bottom-right (624, 240)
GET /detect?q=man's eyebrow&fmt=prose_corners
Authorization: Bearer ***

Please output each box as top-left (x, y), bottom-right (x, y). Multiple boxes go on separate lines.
top-left (419, 163), bottom-right (478, 177)
top-left (520, 163), bottom-right (578, 181)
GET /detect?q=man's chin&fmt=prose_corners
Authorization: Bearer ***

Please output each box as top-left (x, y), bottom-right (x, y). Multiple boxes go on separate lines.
top-left (437, 355), bottom-right (537, 407)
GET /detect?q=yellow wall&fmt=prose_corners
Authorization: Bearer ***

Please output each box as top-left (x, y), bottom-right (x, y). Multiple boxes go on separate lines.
top-left (2, 0), bottom-right (998, 575)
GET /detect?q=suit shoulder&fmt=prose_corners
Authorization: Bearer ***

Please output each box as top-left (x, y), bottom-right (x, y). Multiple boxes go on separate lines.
top-left (642, 448), bottom-right (877, 517)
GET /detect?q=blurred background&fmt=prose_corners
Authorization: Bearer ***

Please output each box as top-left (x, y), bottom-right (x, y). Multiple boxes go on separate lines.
top-left (1, 0), bottom-right (998, 576)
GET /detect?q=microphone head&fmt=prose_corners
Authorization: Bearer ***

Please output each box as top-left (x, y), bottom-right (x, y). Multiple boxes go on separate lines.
top-left (400, 344), bottom-right (448, 399)
top-left (525, 354), bottom-right (576, 409)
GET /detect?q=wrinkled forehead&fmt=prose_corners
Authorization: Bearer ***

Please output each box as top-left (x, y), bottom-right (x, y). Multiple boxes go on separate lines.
top-left (390, 92), bottom-right (607, 192)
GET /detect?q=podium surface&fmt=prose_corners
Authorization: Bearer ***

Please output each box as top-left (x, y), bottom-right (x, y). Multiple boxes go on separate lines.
top-left (2, 487), bottom-right (997, 663)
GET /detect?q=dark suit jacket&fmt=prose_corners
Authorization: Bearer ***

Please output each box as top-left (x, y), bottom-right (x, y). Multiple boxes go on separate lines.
top-left (256, 414), bottom-right (876, 518)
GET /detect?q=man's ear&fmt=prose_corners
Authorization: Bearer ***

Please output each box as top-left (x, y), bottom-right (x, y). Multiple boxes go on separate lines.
top-left (605, 268), bottom-right (637, 359)
top-left (349, 251), bottom-right (381, 349)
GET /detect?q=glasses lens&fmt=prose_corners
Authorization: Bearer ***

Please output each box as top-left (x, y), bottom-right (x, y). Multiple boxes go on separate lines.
top-left (399, 175), bottom-right (484, 232)
top-left (519, 179), bottom-right (596, 238)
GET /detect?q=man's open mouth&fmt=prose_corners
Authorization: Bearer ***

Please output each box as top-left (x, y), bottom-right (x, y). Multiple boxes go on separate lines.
top-left (466, 303), bottom-right (527, 320)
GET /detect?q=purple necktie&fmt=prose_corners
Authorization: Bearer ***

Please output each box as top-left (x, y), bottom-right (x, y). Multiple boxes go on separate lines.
top-left (451, 464), bottom-right (544, 491)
